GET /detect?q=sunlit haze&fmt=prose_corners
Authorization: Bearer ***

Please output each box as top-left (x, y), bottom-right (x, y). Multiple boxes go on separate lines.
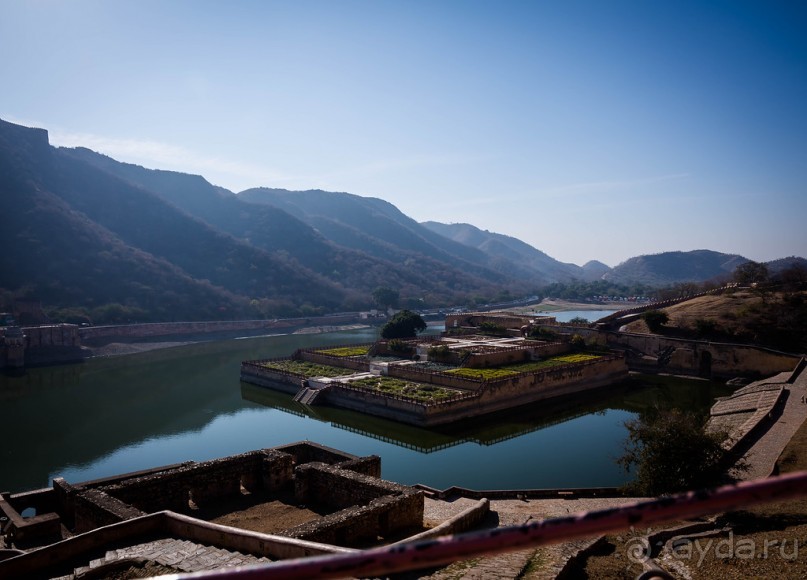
top-left (3, 0), bottom-right (805, 266)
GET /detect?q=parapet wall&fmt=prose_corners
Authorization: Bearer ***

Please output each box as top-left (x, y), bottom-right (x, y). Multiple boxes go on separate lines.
top-left (0, 511), bottom-right (355, 579)
top-left (103, 450), bottom-right (293, 514)
top-left (285, 462), bottom-right (423, 545)
top-left (73, 489), bottom-right (145, 534)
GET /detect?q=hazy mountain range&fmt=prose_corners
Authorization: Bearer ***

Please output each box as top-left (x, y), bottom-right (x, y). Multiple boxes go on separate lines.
top-left (1, 118), bottom-right (802, 321)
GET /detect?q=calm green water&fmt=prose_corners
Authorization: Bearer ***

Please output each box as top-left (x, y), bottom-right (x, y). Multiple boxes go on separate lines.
top-left (0, 325), bottom-right (731, 493)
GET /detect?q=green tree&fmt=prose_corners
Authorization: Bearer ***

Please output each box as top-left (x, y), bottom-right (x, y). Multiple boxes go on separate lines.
top-left (387, 338), bottom-right (414, 354)
top-left (569, 334), bottom-right (585, 349)
top-left (478, 321), bottom-right (507, 336)
top-left (618, 409), bottom-right (735, 496)
top-left (568, 316), bottom-right (589, 325)
top-left (642, 309), bottom-right (669, 332)
top-left (734, 261), bottom-right (770, 286)
top-left (372, 286), bottom-right (400, 309)
top-left (381, 309), bottom-right (427, 339)
top-left (777, 264), bottom-right (807, 290)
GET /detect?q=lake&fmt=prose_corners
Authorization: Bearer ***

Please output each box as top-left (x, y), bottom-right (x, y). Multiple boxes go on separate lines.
top-left (0, 323), bottom-right (731, 494)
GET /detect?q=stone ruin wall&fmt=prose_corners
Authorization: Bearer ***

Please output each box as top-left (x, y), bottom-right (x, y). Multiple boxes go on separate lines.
top-left (71, 488), bottom-right (145, 534)
top-left (101, 450), bottom-right (293, 515)
top-left (285, 462), bottom-right (423, 545)
top-left (274, 442), bottom-right (381, 478)
top-left (23, 443), bottom-right (403, 545)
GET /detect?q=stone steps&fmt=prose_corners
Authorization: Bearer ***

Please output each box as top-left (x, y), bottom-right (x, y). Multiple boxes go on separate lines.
top-left (294, 385), bottom-right (329, 405)
top-left (60, 537), bottom-right (271, 578)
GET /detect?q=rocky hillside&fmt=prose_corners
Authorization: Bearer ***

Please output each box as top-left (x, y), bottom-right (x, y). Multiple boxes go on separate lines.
top-left (604, 250), bottom-right (748, 286)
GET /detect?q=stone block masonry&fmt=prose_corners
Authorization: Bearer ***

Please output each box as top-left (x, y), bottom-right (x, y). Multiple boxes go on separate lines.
top-left (102, 450), bottom-right (293, 513)
top-left (316, 355), bottom-right (628, 427)
top-left (239, 318), bottom-right (631, 427)
top-left (1, 442), bottom-right (404, 551)
top-left (607, 332), bottom-right (800, 379)
top-left (286, 462), bottom-right (424, 545)
top-left (274, 441), bottom-right (381, 478)
top-left (73, 489), bottom-right (146, 534)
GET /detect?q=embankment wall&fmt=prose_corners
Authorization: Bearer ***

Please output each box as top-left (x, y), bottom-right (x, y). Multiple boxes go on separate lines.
top-left (606, 333), bottom-right (799, 378)
top-left (321, 356), bottom-right (628, 427)
top-left (239, 362), bottom-right (306, 394)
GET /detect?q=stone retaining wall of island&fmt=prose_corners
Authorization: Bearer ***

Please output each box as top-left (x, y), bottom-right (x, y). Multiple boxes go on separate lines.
top-left (241, 354), bottom-right (629, 427)
top-left (240, 360), bottom-right (309, 394)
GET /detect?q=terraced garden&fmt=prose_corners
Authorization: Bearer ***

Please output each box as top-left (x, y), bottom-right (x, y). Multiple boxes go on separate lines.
top-left (260, 360), bottom-right (356, 378)
top-left (341, 376), bottom-right (465, 402)
top-left (313, 346), bottom-right (370, 357)
top-left (443, 353), bottom-right (603, 380)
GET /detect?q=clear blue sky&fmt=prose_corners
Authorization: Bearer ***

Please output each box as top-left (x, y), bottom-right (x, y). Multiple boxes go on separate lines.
top-left (3, 0), bottom-right (805, 266)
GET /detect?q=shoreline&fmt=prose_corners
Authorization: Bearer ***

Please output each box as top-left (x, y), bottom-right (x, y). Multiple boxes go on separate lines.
top-left (537, 298), bottom-right (631, 311)
top-left (85, 323), bottom-right (374, 359)
top-left (79, 304), bottom-right (627, 360)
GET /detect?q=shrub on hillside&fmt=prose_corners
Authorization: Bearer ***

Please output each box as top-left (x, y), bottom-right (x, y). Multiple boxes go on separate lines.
top-left (642, 310), bottom-right (669, 332)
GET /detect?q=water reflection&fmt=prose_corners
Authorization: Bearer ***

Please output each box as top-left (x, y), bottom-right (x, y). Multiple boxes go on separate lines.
top-left (0, 328), bottom-right (382, 492)
top-left (242, 374), bottom-right (730, 454)
top-left (0, 325), bottom-right (732, 494)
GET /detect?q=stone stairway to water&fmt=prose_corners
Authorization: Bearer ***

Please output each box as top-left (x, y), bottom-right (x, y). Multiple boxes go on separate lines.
top-left (52, 537), bottom-right (271, 579)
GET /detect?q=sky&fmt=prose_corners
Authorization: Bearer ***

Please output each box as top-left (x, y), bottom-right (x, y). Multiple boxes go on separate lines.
top-left (2, 0), bottom-right (806, 267)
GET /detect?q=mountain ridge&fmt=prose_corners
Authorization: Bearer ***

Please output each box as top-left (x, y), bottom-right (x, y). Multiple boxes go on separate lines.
top-left (1, 118), bottom-right (802, 322)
